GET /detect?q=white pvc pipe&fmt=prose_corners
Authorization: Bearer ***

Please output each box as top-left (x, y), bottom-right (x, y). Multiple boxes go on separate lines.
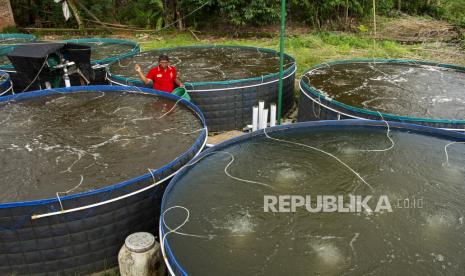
top-left (270, 103), bottom-right (276, 127)
top-left (252, 106), bottom-right (259, 131)
top-left (258, 101), bottom-right (265, 130)
top-left (261, 108), bottom-right (269, 129)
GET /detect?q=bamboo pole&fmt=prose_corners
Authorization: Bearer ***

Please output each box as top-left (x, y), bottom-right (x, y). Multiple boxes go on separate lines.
top-left (373, 0), bottom-right (376, 38)
top-left (188, 28), bottom-right (200, 41)
top-left (23, 27), bottom-right (155, 33)
top-left (277, 0), bottom-right (286, 125)
top-left (83, 19), bottom-right (142, 29)
top-left (67, 0), bottom-right (84, 29)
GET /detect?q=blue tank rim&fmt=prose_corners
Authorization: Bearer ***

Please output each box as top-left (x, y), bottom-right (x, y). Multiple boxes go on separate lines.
top-left (0, 85), bottom-right (207, 208)
top-left (159, 119), bottom-right (465, 275)
top-left (300, 58), bottom-right (465, 125)
top-left (61, 37), bottom-right (141, 65)
top-left (106, 45), bottom-right (297, 88)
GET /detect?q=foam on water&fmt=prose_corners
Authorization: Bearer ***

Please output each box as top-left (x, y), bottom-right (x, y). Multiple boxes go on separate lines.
top-left (109, 46), bottom-right (294, 83)
top-left (309, 240), bottom-right (346, 275)
top-left (424, 212), bottom-right (456, 233)
top-left (0, 91), bottom-right (202, 202)
top-left (441, 163), bottom-right (465, 177)
top-left (224, 210), bottom-right (255, 236)
top-left (338, 145), bottom-right (359, 155)
top-left (311, 240), bottom-right (345, 265)
top-left (273, 162), bottom-right (308, 186)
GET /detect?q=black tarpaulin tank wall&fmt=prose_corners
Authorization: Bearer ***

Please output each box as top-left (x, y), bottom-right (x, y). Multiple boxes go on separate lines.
top-left (298, 59), bottom-right (465, 131)
top-left (107, 45), bottom-right (297, 132)
top-left (0, 85), bottom-right (207, 274)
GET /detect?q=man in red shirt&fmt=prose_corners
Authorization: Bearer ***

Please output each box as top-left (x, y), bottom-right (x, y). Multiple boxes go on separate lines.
top-left (134, 54), bottom-right (183, 92)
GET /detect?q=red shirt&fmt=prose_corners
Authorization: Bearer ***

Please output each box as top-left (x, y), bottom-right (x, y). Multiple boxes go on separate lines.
top-left (146, 65), bottom-right (177, 92)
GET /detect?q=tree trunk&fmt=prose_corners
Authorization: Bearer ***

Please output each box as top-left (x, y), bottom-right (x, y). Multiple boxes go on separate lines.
top-left (176, 10), bottom-right (183, 30)
top-left (28, 0), bottom-right (35, 26)
top-left (373, 0), bottom-right (377, 37)
top-left (0, 0), bottom-right (16, 29)
top-left (345, 0), bottom-right (349, 25)
top-left (67, 0), bottom-right (84, 29)
top-left (315, 6), bottom-right (320, 29)
top-left (163, 0), bottom-right (170, 26)
top-left (74, 0), bottom-right (114, 30)
top-left (175, 0), bottom-right (183, 30)
top-left (163, 0), bottom-right (176, 27)
top-left (397, 0), bottom-right (402, 11)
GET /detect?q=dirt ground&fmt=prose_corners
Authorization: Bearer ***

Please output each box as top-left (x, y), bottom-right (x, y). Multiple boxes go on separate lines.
top-left (376, 15), bottom-right (460, 43)
top-left (207, 130), bottom-right (245, 145)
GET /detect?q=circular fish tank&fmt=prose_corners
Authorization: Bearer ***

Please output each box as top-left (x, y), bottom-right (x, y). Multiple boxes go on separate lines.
top-left (62, 38), bottom-right (140, 85)
top-left (107, 46), bottom-right (297, 132)
top-left (161, 120), bottom-right (465, 275)
top-left (0, 85), bottom-right (207, 274)
top-left (298, 59), bottom-right (465, 131)
top-left (0, 71), bottom-right (12, 96)
top-left (0, 33), bottom-right (36, 72)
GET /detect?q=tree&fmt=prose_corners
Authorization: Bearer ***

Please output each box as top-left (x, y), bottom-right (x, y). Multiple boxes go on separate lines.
top-left (67, 0), bottom-right (84, 29)
top-left (217, 0), bottom-right (280, 26)
top-left (0, 0), bottom-right (16, 29)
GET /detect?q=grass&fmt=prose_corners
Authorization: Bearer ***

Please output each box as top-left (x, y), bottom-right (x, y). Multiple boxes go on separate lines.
top-left (137, 31), bottom-right (464, 77)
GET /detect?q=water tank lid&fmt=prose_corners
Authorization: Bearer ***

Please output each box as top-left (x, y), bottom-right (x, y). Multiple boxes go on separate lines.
top-left (125, 232), bottom-right (155, 253)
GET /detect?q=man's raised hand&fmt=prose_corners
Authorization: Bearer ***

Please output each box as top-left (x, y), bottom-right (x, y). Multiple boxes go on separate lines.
top-left (134, 64), bottom-right (142, 73)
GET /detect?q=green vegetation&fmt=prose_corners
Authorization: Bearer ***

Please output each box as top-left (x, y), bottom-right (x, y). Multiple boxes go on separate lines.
top-left (9, 0), bottom-right (465, 30)
top-left (443, 0), bottom-right (465, 26)
top-left (0, 26), bottom-right (20, 33)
